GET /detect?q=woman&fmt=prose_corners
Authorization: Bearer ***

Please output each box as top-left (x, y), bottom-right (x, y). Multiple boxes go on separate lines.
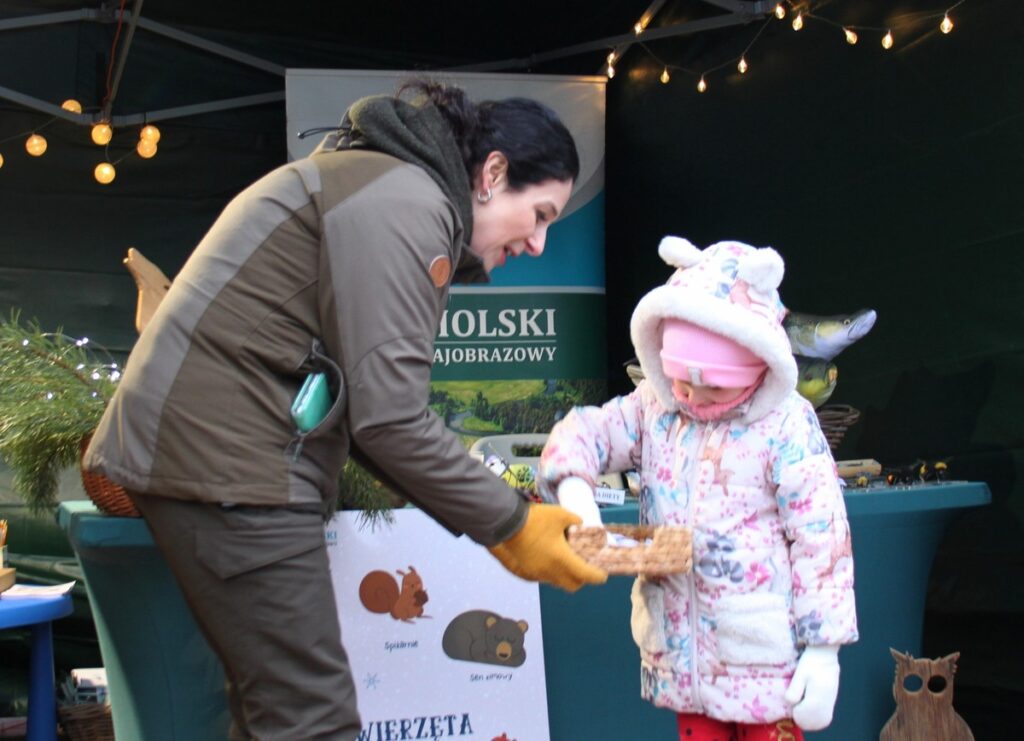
top-left (84, 79), bottom-right (606, 740)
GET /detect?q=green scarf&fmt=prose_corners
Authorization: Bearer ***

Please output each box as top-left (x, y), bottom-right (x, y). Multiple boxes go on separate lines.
top-left (319, 95), bottom-right (487, 283)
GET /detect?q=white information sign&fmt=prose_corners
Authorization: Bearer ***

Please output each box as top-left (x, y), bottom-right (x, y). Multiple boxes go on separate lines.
top-left (326, 509), bottom-right (550, 741)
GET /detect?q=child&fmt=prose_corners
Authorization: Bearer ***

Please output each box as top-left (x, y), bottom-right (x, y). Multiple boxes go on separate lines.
top-left (540, 237), bottom-right (858, 741)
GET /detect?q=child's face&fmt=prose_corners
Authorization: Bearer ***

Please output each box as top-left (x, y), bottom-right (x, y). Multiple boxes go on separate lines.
top-left (671, 378), bottom-right (749, 407)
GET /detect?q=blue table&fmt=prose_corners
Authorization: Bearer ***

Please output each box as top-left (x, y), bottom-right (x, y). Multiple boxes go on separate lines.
top-left (0, 593), bottom-right (73, 741)
top-left (60, 481), bottom-right (990, 741)
top-left (539, 482), bottom-right (991, 741)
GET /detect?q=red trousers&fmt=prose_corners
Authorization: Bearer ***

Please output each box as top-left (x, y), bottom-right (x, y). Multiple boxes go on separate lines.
top-left (677, 713), bottom-right (804, 741)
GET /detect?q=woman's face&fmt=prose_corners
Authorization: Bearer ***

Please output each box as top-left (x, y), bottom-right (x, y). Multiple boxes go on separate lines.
top-left (469, 153), bottom-right (573, 273)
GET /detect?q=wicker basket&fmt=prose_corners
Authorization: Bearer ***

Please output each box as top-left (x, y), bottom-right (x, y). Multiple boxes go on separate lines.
top-left (59, 703), bottom-right (114, 741)
top-left (569, 524), bottom-right (692, 577)
top-left (816, 404), bottom-right (861, 452)
top-left (78, 436), bottom-right (140, 518)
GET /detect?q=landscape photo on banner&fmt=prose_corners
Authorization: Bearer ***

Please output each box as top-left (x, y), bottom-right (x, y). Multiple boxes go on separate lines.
top-left (287, 69), bottom-right (609, 485)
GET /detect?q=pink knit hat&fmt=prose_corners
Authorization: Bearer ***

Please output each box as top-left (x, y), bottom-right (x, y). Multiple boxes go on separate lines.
top-left (660, 318), bottom-right (768, 387)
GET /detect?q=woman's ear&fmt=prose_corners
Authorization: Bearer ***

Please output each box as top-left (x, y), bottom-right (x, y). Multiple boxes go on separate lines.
top-left (481, 151), bottom-right (509, 190)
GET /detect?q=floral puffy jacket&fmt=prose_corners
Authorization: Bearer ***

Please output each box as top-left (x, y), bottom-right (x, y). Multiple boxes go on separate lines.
top-left (540, 382), bottom-right (858, 723)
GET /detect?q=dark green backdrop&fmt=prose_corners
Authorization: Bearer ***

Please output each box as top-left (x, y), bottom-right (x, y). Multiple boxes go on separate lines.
top-left (605, 2), bottom-right (1023, 737)
top-left (0, 0), bottom-right (1021, 736)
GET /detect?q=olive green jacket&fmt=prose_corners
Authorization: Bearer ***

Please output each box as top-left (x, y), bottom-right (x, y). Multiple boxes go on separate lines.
top-left (83, 149), bottom-right (527, 545)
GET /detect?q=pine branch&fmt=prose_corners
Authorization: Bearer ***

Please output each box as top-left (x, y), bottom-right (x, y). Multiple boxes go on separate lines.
top-left (0, 312), bottom-right (119, 513)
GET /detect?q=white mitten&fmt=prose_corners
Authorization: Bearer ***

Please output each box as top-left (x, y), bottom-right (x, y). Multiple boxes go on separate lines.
top-left (784, 644), bottom-right (841, 731)
top-left (556, 476), bottom-right (603, 527)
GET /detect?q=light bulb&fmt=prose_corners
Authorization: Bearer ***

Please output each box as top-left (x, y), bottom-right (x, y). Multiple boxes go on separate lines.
top-left (774, 3), bottom-right (786, 19)
top-left (607, 63), bottom-right (615, 79)
top-left (634, 21), bottom-right (643, 35)
top-left (940, 14), bottom-right (953, 33)
top-left (0, 153), bottom-right (4, 169)
top-left (738, 57), bottom-right (748, 74)
top-left (697, 76), bottom-right (707, 93)
top-left (845, 28), bottom-right (859, 45)
top-left (660, 68), bottom-right (670, 84)
top-left (140, 124), bottom-right (161, 143)
top-left (94, 162), bottom-right (116, 184)
top-left (25, 134), bottom-right (47, 156)
top-left (61, 99), bottom-right (82, 114)
top-left (607, 51), bottom-right (616, 65)
top-left (91, 123), bottom-right (113, 146)
top-left (882, 30), bottom-right (894, 49)
top-left (792, 12), bottom-right (804, 31)
top-left (137, 139), bottom-right (158, 159)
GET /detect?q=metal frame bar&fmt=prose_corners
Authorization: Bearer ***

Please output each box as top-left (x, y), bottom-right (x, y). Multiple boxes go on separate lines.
top-left (101, 0), bottom-right (144, 122)
top-left (135, 17), bottom-right (285, 77)
top-left (0, 5), bottom-right (284, 125)
top-left (450, 10), bottom-right (766, 72)
top-left (601, 0), bottom-right (668, 75)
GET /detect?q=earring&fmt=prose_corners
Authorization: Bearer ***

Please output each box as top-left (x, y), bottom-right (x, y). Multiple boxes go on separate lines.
top-left (476, 187), bottom-right (493, 203)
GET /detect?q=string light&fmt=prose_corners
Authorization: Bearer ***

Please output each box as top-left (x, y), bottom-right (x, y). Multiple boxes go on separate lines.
top-left (940, 14), bottom-right (954, 33)
top-left (738, 57), bottom-right (749, 74)
top-left (660, 67), bottom-right (671, 84)
top-left (882, 30), bottom-right (894, 49)
top-left (774, 3), bottom-right (786, 20)
top-left (25, 134), bottom-right (47, 156)
top-left (634, 21), bottom-right (644, 35)
top-left (697, 75), bottom-right (707, 93)
top-left (94, 162), bottom-right (116, 184)
top-left (136, 138), bottom-right (157, 158)
top-left (1, 98), bottom-right (163, 182)
top-left (91, 122), bottom-right (113, 146)
top-left (792, 12), bottom-right (804, 31)
top-left (844, 27), bottom-right (859, 44)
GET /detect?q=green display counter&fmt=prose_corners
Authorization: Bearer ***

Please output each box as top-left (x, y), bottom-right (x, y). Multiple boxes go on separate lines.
top-left (56, 503), bottom-right (230, 741)
top-left (59, 481), bottom-right (989, 740)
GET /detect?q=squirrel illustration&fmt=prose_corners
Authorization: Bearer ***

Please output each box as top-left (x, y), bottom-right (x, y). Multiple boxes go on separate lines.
top-left (358, 566), bottom-right (430, 623)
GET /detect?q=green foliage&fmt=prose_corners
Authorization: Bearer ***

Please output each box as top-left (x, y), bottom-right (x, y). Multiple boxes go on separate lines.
top-left (460, 416), bottom-right (502, 433)
top-left (430, 380), bottom-right (545, 406)
top-left (336, 459), bottom-right (406, 528)
top-left (0, 313), bottom-right (118, 513)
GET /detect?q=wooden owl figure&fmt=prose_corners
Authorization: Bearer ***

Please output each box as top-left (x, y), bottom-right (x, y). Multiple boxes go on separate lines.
top-left (880, 649), bottom-right (973, 741)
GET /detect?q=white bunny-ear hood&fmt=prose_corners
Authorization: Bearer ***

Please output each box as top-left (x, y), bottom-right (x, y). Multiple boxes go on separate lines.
top-left (630, 237), bottom-right (798, 424)
top-left (658, 236), bottom-right (703, 269)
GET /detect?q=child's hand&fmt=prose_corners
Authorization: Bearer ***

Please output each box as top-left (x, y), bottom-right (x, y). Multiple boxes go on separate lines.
top-left (556, 476), bottom-right (603, 527)
top-left (784, 644), bottom-right (841, 730)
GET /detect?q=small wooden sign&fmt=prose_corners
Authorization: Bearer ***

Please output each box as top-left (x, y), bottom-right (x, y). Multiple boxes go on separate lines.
top-left (880, 649), bottom-right (974, 740)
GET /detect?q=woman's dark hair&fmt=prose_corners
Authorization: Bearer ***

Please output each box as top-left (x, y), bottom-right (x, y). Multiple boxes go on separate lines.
top-left (398, 79), bottom-right (580, 190)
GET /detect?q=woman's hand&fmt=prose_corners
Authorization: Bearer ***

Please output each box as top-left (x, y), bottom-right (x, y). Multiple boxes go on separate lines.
top-left (488, 503), bottom-right (608, 592)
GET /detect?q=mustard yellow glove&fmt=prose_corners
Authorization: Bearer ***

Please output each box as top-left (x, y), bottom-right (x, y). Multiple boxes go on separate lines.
top-left (488, 503), bottom-right (608, 592)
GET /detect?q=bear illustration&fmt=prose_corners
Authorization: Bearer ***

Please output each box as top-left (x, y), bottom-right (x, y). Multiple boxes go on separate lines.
top-left (442, 610), bottom-right (528, 667)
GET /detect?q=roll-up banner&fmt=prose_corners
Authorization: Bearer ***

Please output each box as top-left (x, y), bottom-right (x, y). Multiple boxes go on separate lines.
top-left (286, 70), bottom-right (607, 445)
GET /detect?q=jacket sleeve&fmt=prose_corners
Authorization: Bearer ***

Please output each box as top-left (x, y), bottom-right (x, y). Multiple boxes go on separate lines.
top-left (538, 386), bottom-right (646, 499)
top-left (769, 395), bottom-right (858, 647)
top-left (319, 164), bottom-right (526, 546)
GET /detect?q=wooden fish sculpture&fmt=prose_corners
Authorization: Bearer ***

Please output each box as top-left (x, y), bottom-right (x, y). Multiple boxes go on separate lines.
top-left (796, 357), bottom-right (839, 409)
top-left (783, 308), bottom-right (877, 361)
top-left (123, 247), bottom-right (172, 334)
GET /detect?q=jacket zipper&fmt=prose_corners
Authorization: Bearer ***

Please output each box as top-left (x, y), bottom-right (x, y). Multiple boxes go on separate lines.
top-left (687, 420), bottom-right (716, 713)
